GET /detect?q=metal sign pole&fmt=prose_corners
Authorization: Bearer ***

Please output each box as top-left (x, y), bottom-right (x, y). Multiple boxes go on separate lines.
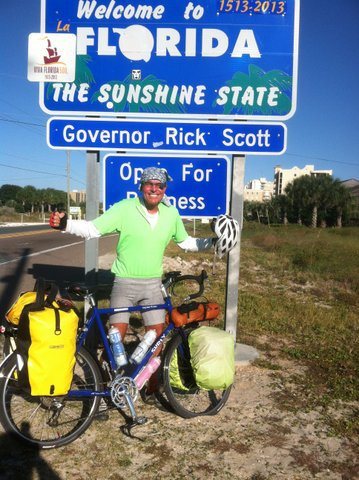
top-left (83, 151), bottom-right (101, 353)
top-left (85, 151), bottom-right (100, 286)
top-left (224, 154), bottom-right (245, 340)
top-left (66, 150), bottom-right (71, 214)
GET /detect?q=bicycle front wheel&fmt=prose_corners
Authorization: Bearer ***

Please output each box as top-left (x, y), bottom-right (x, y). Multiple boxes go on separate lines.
top-left (2, 335), bottom-right (16, 359)
top-left (0, 347), bottom-right (103, 449)
top-left (162, 330), bottom-right (232, 418)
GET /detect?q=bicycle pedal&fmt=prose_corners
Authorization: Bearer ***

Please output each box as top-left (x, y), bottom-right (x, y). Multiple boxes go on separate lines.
top-left (136, 416), bottom-right (147, 425)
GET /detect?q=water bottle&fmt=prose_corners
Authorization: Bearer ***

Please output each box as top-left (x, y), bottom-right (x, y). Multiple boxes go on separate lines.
top-left (130, 330), bottom-right (157, 364)
top-left (108, 326), bottom-right (127, 368)
top-left (135, 356), bottom-right (161, 390)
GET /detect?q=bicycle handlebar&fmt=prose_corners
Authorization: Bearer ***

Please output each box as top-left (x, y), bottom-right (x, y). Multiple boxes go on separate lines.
top-left (65, 270), bottom-right (208, 302)
top-left (0, 324), bottom-right (17, 336)
top-left (162, 269), bottom-right (208, 301)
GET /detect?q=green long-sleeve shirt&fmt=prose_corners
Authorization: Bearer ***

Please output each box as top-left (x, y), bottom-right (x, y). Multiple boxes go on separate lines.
top-left (93, 197), bottom-right (188, 278)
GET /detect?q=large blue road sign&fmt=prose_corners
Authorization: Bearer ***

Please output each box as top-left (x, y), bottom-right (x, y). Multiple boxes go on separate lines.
top-left (104, 154), bottom-right (229, 218)
top-left (47, 117), bottom-right (287, 154)
top-left (40, 0), bottom-right (299, 120)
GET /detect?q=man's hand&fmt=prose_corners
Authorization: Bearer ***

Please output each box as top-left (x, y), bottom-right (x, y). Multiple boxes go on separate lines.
top-left (49, 211), bottom-right (68, 231)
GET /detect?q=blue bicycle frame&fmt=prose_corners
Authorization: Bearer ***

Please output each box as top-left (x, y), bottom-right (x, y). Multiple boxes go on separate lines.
top-left (67, 297), bottom-right (176, 399)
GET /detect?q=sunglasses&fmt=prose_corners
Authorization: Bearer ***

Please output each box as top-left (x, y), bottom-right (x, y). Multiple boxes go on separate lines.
top-left (143, 181), bottom-right (166, 190)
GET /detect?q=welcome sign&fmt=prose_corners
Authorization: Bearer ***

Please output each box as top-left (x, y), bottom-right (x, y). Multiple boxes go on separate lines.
top-left (40, 0), bottom-right (299, 120)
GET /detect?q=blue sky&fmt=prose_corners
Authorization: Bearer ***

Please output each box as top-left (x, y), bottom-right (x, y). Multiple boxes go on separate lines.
top-left (0, 0), bottom-right (358, 194)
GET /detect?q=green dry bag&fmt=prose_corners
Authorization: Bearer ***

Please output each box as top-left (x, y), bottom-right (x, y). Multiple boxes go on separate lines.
top-left (188, 326), bottom-right (235, 390)
top-left (169, 351), bottom-right (189, 392)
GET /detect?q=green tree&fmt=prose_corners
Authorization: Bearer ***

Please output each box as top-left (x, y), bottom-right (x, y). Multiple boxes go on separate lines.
top-left (0, 184), bottom-right (22, 206)
top-left (270, 194), bottom-right (291, 224)
top-left (327, 180), bottom-right (353, 228)
top-left (285, 175), bottom-right (353, 228)
top-left (243, 200), bottom-right (267, 223)
top-left (40, 188), bottom-right (60, 212)
top-left (285, 180), bottom-right (306, 225)
top-left (16, 185), bottom-right (37, 213)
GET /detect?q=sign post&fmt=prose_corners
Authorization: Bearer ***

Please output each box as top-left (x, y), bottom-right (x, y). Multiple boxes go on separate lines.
top-left (84, 151), bottom-right (100, 286)
top-left (225, 155), bottom-right (245, 339)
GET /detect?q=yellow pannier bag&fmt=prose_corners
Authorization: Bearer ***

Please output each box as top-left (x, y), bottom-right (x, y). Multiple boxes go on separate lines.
top-left (6, 291), bottom-right (43, 326)
top-left (8, 279), bottom-right (79, 396)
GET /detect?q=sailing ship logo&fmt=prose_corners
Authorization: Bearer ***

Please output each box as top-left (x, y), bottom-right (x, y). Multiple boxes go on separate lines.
top-left (44, 38), bottom-right (61, 64)
top-left (28, 33), bottom-right (76, 83)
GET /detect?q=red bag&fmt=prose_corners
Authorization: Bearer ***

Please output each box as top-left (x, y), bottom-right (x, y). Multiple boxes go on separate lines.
top-left (166, 301), bottom-right (220, 327)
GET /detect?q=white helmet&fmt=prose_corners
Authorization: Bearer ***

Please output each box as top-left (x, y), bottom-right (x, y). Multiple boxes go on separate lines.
top-left (212, 214), bottom-right (240, 258)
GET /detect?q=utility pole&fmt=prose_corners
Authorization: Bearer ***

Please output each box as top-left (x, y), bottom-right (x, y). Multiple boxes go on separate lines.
top-left (66, 150), bottom-right (71, 213)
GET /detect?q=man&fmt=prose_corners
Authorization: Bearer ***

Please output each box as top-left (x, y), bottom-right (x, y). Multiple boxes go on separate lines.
top-left (50, 166), bottom-right (215, 393)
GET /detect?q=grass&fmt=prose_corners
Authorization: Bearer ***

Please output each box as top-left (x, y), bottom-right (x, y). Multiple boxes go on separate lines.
top-left (0, 212), bottom-right (48, 224)
top-left (167, 221), bottom-right (359, 426)
top-left (240, 224), bottom-right (358, 406)
top-left (246, 223), bottom-right (359, 292)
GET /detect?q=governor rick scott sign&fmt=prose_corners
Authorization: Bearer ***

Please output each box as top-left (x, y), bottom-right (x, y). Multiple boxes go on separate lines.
top-left (40, 0), bottom-right (300, 120)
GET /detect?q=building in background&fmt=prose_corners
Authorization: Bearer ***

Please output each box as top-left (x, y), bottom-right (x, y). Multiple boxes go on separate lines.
top-left (244, 178), bottom-right (274, 203)
top-left (274, 165), bottom-right (333, 196)
top-left (341, 178), bottom-right (359, 197)
top-left (341, 179), bottom-right (359, 225)
top-left (70, 190), bottom-right (86, 204)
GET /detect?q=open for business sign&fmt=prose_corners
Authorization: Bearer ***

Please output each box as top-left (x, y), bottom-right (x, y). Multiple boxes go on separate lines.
top-left (40, 0), bottom-right (300, 120)
top-left (104, 153), bottom-right (230, 217)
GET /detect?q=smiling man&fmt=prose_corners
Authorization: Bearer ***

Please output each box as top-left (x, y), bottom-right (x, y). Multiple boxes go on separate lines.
top-left (50, 166), bottom-right (215, 395)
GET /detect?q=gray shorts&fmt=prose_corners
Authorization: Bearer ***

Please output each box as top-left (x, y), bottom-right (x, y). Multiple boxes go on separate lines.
top-left (110, 277), bottom-right (165, 326)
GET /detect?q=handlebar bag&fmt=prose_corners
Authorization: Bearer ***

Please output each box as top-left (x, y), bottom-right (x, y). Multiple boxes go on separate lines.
top-left (166, 301), bottom-right (220, 327)
top-left (188, 326), bottom-right (235, 390)
top-left (9, 279), bottom-right (79, 396)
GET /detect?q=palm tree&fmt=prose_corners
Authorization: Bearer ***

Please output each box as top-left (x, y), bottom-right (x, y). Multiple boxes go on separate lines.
top-left (284, 175), bottom-right (353, 228)
top-left (38, 189), bottom-right (47, 215)
top-left (16, 186), bottom-right (37, 213)
top-left (42, 188), bottom-right (60, 212)
top-left (287, 175), bottom-right (328, 228)
top-left (327, 180), bottom-right (353, 228)
top-left (285, 180), bottom-right (306, 225)
top-left (243, 200), bottom-right (264, 223)
top-left (270, 194), bottom-right (290, 225)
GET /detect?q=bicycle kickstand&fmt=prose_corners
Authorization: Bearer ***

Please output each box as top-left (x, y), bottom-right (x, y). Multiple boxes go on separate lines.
top-left (120, 392), bottom-right (147, 438)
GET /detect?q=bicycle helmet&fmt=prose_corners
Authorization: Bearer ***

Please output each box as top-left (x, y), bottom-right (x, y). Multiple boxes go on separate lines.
top-left (212, 214), bottom-right (240, 258)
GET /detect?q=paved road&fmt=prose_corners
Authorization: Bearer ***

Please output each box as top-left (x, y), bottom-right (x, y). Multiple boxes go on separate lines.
top-left (0, 225), bottom-right (118, 319)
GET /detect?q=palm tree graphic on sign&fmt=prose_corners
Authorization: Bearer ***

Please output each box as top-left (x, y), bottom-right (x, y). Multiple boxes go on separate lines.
top-left (91, 74), bottom-right (185, 114)
top-left (218, 64), bottom-right (292, 115)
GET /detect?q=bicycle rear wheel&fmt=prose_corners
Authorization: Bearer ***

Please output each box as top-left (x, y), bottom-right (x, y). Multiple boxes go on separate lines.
top-left (0, 347), bottom-right (102, 449)
top-left (162, 329), bottom-right (232, 418)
